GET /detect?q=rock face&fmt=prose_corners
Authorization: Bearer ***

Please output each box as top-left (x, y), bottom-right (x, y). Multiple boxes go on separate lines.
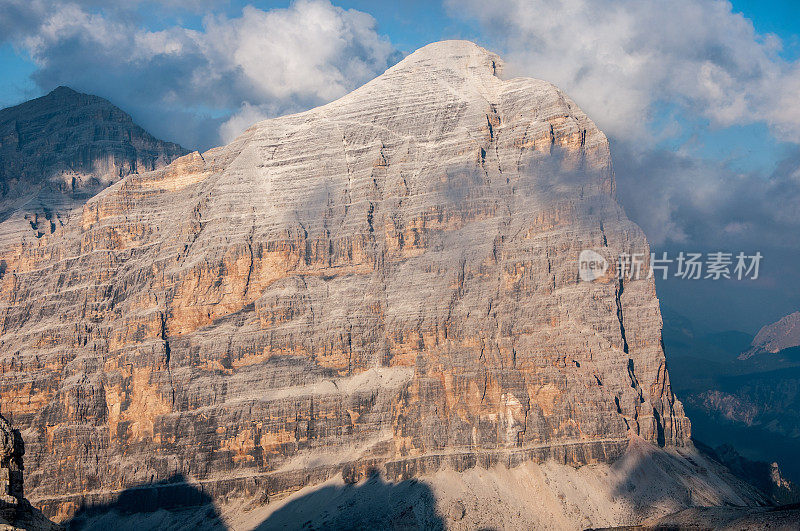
top-left (0, 41), bottom-right (690, 520)
top-left (0, 415), bottom-right (24, 521)
top-left (0, 86), bottom-right (187, 257)
top-left (741, 311), bottom-right (800, 358)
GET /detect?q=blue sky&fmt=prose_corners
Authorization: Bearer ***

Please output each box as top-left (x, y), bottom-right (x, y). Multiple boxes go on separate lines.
top-left (1, 0), bottom-right (800, 332)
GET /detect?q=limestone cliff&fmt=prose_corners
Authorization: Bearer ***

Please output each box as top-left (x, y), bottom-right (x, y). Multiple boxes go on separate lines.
top-left (0, 41), bottom-right (690, 520)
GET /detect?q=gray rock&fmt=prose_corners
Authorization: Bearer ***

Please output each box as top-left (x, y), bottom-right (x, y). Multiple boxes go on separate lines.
top-left (0, 416), bottom-right (59, 530)
top-left (447, 500), bottom-right (465, 521)
top-left (0, 414), bottom-right (24, 518)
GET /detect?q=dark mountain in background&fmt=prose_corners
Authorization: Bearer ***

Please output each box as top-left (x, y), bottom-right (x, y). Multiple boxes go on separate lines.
top-left (0, 86), bottom-right (187, 251)
top-left (664, 306), bottom-right (800, 486)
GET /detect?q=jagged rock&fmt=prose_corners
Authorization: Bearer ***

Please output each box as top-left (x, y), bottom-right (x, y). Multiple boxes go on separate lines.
top-left (0, 416), bottom-right (59, 530)
top-left (0, 414), bottom-right (24, 521)
top-left (0, 41), bottom-right (690, 521)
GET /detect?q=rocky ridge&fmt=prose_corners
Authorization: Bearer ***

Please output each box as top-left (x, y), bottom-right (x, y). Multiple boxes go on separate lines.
top-left (0, 41), bottom-right (693, 521)
top-left (740, 311), bottom-right (800, 359)
top-left (0, 415), bottom-right (58, 530)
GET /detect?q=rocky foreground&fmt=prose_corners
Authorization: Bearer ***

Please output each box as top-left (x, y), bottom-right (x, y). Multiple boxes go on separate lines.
top-left (0, 41), bottom-right (774, 529)
top-left (0, 415), bottom-right (58, 530)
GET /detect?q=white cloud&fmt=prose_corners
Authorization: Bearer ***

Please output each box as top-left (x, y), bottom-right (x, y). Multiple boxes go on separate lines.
top-left (446, 0), bottom-right (800, 251)
top-left (218, 102), bottom-right (277, 144)
top-left (447, 0), bottom-right (800, 144)
top-left (197, 2), bottom-right (395, 105)
top-left (1, 0), bottom-right (398, 148)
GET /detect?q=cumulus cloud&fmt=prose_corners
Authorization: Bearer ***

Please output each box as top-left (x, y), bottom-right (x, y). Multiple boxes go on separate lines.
top-left (1, 0), bottom-right (398, 149)
top-left (447, 0), bottom-right (800, 145)
top-left (218, 102), bottom-right (275, 144)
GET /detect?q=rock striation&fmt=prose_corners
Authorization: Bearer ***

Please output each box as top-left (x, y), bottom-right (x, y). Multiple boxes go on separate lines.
top-left (0, 86), bottom-right (187, 259)
top-left (0, 41), bottom-right (690, 521)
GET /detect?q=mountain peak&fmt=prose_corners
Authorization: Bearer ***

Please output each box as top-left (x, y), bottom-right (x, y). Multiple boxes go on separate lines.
top-left (48, 85), bottom-right (79, 97)
top-left (0, 85), bottom-right (188, 245)
top-left (742, 310), bottom-right (800, 358)
top-left (390, 40), bottom-right (504, 78)
top-left (0, 37), bottom-right (700, 525)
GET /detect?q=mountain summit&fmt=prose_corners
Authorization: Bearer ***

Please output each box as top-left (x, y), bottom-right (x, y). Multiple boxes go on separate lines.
top-left (0, 41), bottom-right (763, 527)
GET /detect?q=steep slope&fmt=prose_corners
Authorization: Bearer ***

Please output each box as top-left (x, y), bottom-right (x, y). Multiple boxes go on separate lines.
top-left (68, 436), bottom-right (767, 530)
top-left (0, 86), bottom-right (187, 256)
top-left (0, 41), bottom-right (689, 520)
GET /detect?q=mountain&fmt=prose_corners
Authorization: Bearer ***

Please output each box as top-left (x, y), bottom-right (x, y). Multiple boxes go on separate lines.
top-left (741, 311), bottom-right (800, 359)
top-left (695, 441), bottom-right (799, 505)
top-left (681, 365), bottom-right (800, 484)
top-left (0, 86), bottom-right (187, 256)
top-left (0, 41), bottom-right (765, 527)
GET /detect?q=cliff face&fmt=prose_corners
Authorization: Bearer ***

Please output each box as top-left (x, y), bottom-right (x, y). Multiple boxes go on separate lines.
top-left (0, 41), bottom-right (689, 519)
top-left (0, 414), bottom-right (24, 520)
top-left (0, 86), bottom-right (187, 257)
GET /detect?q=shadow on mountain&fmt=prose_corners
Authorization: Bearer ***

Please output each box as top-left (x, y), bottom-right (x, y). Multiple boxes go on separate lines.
top-left (254, 471), bottom-right (447, 530)
top-left (606, 435), bottom-right (773, 522)
top-left (64, 474), bottom-right (226, 531)
top-left (62, 471), bottom-right (447, 530)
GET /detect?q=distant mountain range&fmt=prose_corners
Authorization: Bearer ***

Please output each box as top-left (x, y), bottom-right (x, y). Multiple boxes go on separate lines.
top-left (741, 311), bottom-right (800, 359)
top-left (664, 306), bottom-right (800, 490)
